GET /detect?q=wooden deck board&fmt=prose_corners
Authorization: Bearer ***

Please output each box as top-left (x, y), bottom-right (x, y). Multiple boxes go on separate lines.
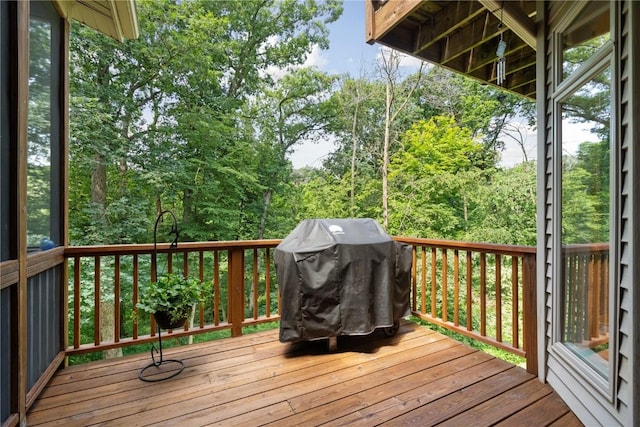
top-left (27, 322), bottom-right (581, 427)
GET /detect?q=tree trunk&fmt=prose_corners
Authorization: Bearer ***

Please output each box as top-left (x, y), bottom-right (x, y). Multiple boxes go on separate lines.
top-left (350, 102), bottom-right (359, 216)
top-left (382, 80), bottom-right (392, 230)
top-left (257, 189), bottom-right (272, 240)
top-left (91, 153), bottom-right (108, 232)
top-left (100, 301), bottom-right (123, 359)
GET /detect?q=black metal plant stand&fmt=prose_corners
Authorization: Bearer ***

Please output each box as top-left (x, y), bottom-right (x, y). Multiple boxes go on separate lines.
top-left (138, 210), bottom-right (185, 383)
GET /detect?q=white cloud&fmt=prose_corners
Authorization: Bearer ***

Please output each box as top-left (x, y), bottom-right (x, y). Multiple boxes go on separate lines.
top-left (398, 51), bottom-right (426, 69)
top-left (262, 44), bottom-right (328, 81)
top-left (304, 44), bottom-right (329, 69)
top-left (288, 137), bottom-right (337, 169)
top-left (375, 46), bottom-right (429, 77)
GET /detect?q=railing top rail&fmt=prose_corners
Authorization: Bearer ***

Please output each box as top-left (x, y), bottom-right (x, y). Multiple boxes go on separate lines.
top-left (393, 236), bottom-right (537, 256)
top-left (561, 242), bottom-right (610, 254)
top-left (62, 237), bottom-right (539, 258)
top-left (63, 239), bottom-right (283, 257)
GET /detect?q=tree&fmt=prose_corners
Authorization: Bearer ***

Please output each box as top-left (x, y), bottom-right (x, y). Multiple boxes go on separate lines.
top-left (412, 67), bottom-right (535, 170)
top-left (69, 0), bottom-right (343, 244)
top-left (464, 162), bottom-right (537, 245)
top-left (377, 48), bottom-right (425, 229)
top-left (388, 115), bottom-right (481, 237)
top-left (245, 67), bottom-right (338, 238)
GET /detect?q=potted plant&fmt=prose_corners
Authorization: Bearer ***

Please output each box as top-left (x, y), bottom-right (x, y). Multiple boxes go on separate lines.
top-left (136, 273), bottom-right (204, 330)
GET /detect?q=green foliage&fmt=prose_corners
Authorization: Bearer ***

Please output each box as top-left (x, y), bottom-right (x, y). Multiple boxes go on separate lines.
top-left (464, 162), bottom-right (537, 245)
top-left (69, 0), bottom-right (343, 245)
top-left (387, 116), bottom-right (482, 237)
top-left (136, 273), bottom-right (205, 324)
top-left (391, 115), bottom-right (480, 175)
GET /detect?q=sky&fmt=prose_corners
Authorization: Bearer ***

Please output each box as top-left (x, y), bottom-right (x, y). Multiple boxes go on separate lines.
top-left (288, 1), bottom-right (426, 168)
top-left (287, 1), bottom-right (382, 169)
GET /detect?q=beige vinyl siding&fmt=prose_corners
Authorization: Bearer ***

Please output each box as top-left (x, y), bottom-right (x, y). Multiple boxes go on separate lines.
top-left (617, 1), bottom-right (639, 424)
top-left (616, 0), bottom-right (630, 415)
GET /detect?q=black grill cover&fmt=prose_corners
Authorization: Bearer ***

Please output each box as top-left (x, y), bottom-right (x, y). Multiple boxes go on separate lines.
top-left (275, 218), bottom-right (412, 343)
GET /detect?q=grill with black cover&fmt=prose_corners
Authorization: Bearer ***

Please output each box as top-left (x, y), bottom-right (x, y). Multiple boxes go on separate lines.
top-left (275, 218), bottom-right (412, 343)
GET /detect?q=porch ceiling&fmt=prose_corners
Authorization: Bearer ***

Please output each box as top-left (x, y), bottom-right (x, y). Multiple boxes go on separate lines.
top-left (53, 0), bottom-right (139, 42)
top-left (366, 0), bottom-right (537, 99)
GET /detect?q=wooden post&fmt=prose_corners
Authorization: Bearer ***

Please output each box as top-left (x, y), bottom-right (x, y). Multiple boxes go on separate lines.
top-left (522, 253), bottom-right (538, 376)
top-left (16, 0), bottom-right (29, 423)
top-left (229, 248), bottom-right (245, 337)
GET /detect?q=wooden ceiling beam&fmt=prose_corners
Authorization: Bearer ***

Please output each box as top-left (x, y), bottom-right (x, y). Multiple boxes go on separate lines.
top-left (504, 65), bottom-right (536, 88)
top-left (413, 1), bottom-right (487, 54)
top-left (366, 0), bottom-right (424, 44)
top-left (441, 11), bottom-right (500, 64)
top-left (464, 34), bottom-right (530, 73)
top-left (478, 0), bottom-right (536, 49)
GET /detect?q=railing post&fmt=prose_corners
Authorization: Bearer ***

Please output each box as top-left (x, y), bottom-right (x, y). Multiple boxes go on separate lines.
top-left (229, 248), bottom-right (245, 337)
top-left (522, 253), bottom-right (538, 375)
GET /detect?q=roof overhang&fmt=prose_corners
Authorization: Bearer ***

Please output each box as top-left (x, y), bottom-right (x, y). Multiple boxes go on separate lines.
top-left (54, 0), bottom-right (139, 42)
top-left (366, 0), bottom-right (537, 99)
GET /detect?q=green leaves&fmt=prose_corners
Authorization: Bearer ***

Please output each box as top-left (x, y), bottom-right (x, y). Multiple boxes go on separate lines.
top-left (137, 273), bottom-right (205, 324)
top-left (391, 115), bottom-right (480, 176)
top-left (69, 0), bottom-right (343, 244)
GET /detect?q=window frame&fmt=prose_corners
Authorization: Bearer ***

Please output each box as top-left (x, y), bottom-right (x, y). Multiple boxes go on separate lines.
top-left (550, 0), bottom-right (619, 402)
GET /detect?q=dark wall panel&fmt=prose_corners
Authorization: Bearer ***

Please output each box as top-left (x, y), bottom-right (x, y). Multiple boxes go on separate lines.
top-left (1, 286), bottom-right (12, 423)
top-left (27, 267), bottom-right (62, 389)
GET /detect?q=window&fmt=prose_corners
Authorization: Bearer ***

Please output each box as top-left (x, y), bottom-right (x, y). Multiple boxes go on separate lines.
top-left (561, 1), bottom-right (610, 80)
top-left (554, 0), bottom-right (614, 390)
top-left (560, 66), bottom-right (611, 379)
top-left (28, 1), bottom-right (61, 250)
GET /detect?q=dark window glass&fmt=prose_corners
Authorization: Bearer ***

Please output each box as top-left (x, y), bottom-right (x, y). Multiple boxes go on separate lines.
top-left (0, 0), bottom-right (13, 261)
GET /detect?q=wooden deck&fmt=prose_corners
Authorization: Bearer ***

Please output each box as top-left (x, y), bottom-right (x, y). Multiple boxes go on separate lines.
top-left (27, 322), bottom-right (582, 426)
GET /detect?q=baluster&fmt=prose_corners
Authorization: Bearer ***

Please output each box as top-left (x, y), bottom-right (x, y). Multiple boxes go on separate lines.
top-left (213, 250), bottom-right (220, 325)
top-left (265, 248), bottom-right (272, 318)
top-left (431, 247), bottom-right (437, 317)
top-left (94, 256), bottom-right (101, 346)
top-left (73, 256), bottom-right (81, 349)
top-left (495, 254), bottom-right (502, 342)
top-left (114, 255), bottom-right (121, 343)
top-left (133, 254), bottom-right (139, 340)
top-left (466, 251), bottom-right (472, 331)
top-left (511, 256), bottom-right (519, 349)
top-left (199, 250), bottom-right (205, 328)
top-left (453, 249), bottom-right (459, 326)
top-left (442, 248), bottom-right (448, 323)
top-left (253, 248), bottom-right (259, 320)
top-left (421, 247), bottom-right (427, 314)
top-left (480, 252), bottom-right (486, 337)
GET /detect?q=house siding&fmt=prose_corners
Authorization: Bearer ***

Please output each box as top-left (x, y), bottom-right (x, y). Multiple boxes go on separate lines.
top-left (621, 1), bottom-right (640, 424)
top-left (617, 1), bottom-right (631, 420)
top-left (539, 1), bottom-right (638, 425)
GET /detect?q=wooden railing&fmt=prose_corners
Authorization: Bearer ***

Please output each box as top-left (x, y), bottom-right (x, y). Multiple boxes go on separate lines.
top-left (562, 243), bottom-right (609, 347)
top-left (394, 237), bottom-right (538, 375)
top-left (64, 240), bottom-right (281, 356)
top-left (63, 237), bottom-right (540, 375)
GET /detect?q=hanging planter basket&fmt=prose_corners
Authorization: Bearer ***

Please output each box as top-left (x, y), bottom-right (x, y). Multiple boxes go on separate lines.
top-left (153, 311), bottom-right (187, 330)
